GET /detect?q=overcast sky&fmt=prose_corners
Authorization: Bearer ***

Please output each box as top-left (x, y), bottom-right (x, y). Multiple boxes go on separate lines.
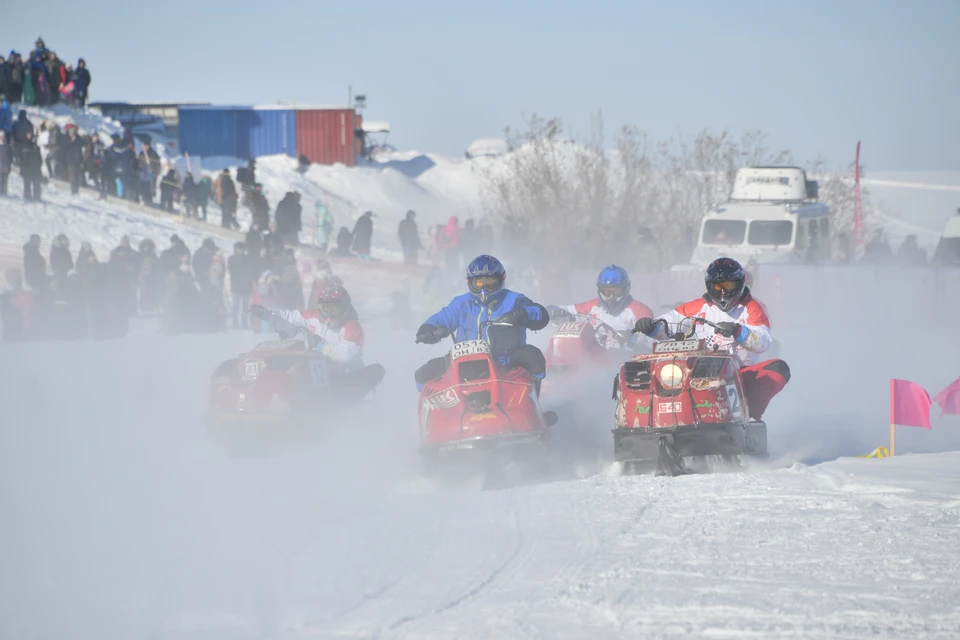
top-left (5, 0), bottom-right (958, 170)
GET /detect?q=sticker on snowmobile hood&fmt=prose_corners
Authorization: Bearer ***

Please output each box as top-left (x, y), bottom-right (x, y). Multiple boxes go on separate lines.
top-left (554, 322), bottom-right (587, 338)
top-left (690, 378), bottom-right (722, 391)
top-left (658, 402), bottom-right (682, 413)
top-left (255, 339), bottom-right (302, 351)
top-left (451, 340), bottom-right (490, 359)
top-left (424, 388), bottom-right (459, 410)
top-left (653, 339), bottom-right (701, 353)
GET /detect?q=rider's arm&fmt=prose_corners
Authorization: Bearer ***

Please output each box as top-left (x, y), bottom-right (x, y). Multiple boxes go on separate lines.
top-left (273, 308), bottom-right (311, 330)
top-left (517, 297), bottom-right (549, 331)
top-left (424, 298), bottom-right (462, 335)
top-left (738, 301), bottom-right (772, 353)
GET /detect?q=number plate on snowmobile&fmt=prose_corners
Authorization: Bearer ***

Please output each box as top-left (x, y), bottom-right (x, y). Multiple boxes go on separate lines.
top-left (653, 339), bottom-right (701, 353)
top-left (451, 340), bottom-right (491, 359)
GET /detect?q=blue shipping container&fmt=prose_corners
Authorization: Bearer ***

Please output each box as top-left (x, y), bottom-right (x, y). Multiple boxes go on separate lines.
top-left (237, 108), bottom-right (297, 159)
top-left (177, 106), bottom-right (248, 158)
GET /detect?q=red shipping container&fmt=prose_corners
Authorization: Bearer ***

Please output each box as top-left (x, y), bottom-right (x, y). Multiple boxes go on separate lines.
top-left (295, 108), bottom-right (358, 167)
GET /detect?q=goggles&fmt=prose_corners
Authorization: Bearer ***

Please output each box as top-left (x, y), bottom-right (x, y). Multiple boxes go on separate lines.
top-left (318, 301), bottom-right (346, 317)
top-left (709, 281), bottom-right (740, 294)
top-left (469, 275), bottom-right (502, 292)
top-left (598, 284), bottom-right (627, 299)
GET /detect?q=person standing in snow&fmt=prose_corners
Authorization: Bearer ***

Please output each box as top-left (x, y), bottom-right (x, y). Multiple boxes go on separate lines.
top-left (0, 95), bottom-right (12, 138)
top-left (196, 175), bottom-right (212, 221)
top-left (73, 59), bottom-right (91, 107)
top-left (275, 191), bottom-right (303, 246)
top-left (351, 211), bottom-right (375, 259)
top-left (159, 167), bottom-right (180, 212)
top-left (11, 110), bottom-right (33, 158)
top-left (249, 183), bottom-right (270, 229)
top-left (18, 130), bottom-right (43, 202)
top-left (214, 169), bottom-right (239, 229)
top-left (0, 131), bottom-right (12, 196)
top-left (437, 216), bottom-right (461, 268)
top-left (314, 201), bottom-right (334, 252)
top-left (228, 242), bottom-right (255, 329)
top-left (63, 125), bottom-right (85, 194)
top-left (49, 235), bottom-right (74, 281)
top-left (23, 235), bottom-right (47, 291)
top-left (181, 173), bottom-right (198, 218)
top-left (398, 210), bottom-right (424, 266)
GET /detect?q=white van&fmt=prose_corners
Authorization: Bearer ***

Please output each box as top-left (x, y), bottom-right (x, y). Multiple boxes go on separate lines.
top-left (933, 209), bottom-right (960, 266)
top-left (689, 166), bottom-right (831, 267)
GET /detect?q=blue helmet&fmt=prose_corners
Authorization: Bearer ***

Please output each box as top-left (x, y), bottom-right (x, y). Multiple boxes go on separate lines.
top-left (466, 254), bottom-right (506, 302)
top-left (596, 265), bottom-right (631, 313)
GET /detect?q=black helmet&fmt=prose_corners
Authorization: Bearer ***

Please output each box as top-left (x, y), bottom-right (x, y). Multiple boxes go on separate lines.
top-left (704, 257), bottom-right (746, 311)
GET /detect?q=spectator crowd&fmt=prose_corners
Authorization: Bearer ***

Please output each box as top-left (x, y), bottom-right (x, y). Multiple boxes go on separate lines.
top-left (0, 37), bottom-right (91, 109)
top-left (0, 226), bottom-right (344, 342)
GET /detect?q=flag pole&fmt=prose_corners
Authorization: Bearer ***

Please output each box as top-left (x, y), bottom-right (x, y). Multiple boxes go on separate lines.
top-left (889, 379), bottom-right (896, 456)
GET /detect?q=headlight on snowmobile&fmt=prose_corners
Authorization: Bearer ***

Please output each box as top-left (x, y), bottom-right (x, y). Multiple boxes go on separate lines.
top-left (658, 363), bottom-right (684, 389)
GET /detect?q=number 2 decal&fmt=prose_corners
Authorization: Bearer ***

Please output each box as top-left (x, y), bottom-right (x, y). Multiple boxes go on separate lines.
top-left (726, 384), bottom-right (741, 419)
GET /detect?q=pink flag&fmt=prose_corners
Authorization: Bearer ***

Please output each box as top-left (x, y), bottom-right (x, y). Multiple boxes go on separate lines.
top-left (891, 379), bottom-right (932, 429)
top-left (933, 377), bottom-right (960, 417)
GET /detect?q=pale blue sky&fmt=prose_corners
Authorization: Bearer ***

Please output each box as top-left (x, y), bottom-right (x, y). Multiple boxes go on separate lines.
top-left (4, 0), bottom-right (958, 170)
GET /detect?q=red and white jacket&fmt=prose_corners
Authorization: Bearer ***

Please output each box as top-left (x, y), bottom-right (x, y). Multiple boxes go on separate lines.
top-left (559, 298), bottom-right (654, 349)
top-left (656, 294), bottom-right (772, 365)
top-left (275, 308), bottom-right (365, 369)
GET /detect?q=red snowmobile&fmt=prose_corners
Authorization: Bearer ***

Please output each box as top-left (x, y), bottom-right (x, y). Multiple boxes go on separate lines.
top-left (544, 314), bottom-right (645, 393)
top-left (613, 317), bottom-right (767, 476)
top-left (207, 318), bottom-right (384, 453)
top-left (417, 321), bottom-right (558, 478)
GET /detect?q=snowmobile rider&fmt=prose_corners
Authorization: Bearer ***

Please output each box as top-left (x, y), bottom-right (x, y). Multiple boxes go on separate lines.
top-left (249, 284), bottom-right (366, 370)
top-left (547, 264), bottom-right (654, 350)
top-left (415, 254), bottom-right (550, 390)
top-left (633, 257), bottom-right (790, 420)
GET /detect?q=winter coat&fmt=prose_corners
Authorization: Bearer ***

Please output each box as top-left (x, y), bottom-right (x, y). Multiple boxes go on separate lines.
top-left (315, 206), bottom-right (334, 246)
top-left (44, 58), bottom-right (62, 91)
top-left (424, 290), bottom-right (549, 370)
top-left (22, 72), bottom-right (35, 106)
top-left (192, 246), bottom-right (215, 282)
top-left (12, 114), bottom-right (33, 143)
top-left (398, 217), bottom-right (422, 251)
top-left (196, 177), bottom-right (212, 205)
top-left (0, 142), bottom-right (12, 174)
top-left (160, 170), bottom-right (180, 193)
top-left (50, 245), bottom-right (74, 279)
top-left (250, 192), bottom-right (270, 226)
top-left (214, 174), bottom-right (236, 204)
top-left (438, 217), bottom-right (460, 250)
top-left (23, 244), bottom-right (47, 290)
top-left (0, 101), bottom-right (11, 135)
top-left (74, 66), bottom-right (90, 91)
top-left (63, 135), bottom-right (84, 168)
top-left (18, 140), bottom-right (43, 179)
top-left (351, 213), bottom-right (374, 255)
top-left (181, 176), bottom-right (197, 203)
top-left (139, 147), bottom-right (161, 177)
top-left (228, 253), bottom-right (257, 294)
top-left (275, 194), bottom-right (303, 235)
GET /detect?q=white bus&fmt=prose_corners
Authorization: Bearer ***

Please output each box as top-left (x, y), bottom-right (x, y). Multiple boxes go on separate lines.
top-left (689, 166), bottom-right (831, 267)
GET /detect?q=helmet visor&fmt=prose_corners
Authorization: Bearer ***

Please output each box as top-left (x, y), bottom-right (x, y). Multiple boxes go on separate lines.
top-left (469, 275), bottom-right (503, 293)
top-left (318, 301), bottom-right (346, 317)
top-left (598, 284), bottom-right (627, 301)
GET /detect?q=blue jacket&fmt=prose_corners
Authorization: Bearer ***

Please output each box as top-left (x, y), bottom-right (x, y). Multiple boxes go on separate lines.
top-left (425, 289), bottom-right (547, 369)
top-left (0, 102), bottom-right (11, 135)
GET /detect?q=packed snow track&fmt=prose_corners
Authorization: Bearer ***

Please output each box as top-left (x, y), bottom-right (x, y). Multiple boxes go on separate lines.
top-left (1, 333), bottom-right (958, 639)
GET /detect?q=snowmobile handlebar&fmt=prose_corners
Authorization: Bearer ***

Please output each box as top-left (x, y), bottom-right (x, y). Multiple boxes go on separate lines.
top-left (656, 316), bottom-right (726, 341)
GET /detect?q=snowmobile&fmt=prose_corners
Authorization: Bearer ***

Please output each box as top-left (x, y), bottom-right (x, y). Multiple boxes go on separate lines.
top-left (417, 320), bottom-right (558, 483)
top-left (612, 316), bottom-right (767, 476)
top-left (207, 317), bottom-right (384, 454)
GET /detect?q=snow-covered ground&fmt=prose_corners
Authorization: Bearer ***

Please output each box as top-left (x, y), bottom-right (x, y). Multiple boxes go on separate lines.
top-left (1, 328), bottom-right (959, 639)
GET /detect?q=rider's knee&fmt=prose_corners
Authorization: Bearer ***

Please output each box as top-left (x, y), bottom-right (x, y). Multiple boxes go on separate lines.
top-left (763, 359), bottom-right (791, 383)
top-left (415, 356), bottom-right (447, 385)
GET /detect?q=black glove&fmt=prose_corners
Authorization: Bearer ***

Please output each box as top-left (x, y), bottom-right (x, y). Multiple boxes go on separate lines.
top-left (547, 305), bottom-right (573, 324)
top-left (633, 316), bottom-right (657, 335)
top-left (714, 321), bottom-right (742, 339)
top-left (248, 304), bottom-right (268, 319)
top-left (494, 305), bottom-right (529, 327)
top-left (416, 323), bottom-right (446, 344)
